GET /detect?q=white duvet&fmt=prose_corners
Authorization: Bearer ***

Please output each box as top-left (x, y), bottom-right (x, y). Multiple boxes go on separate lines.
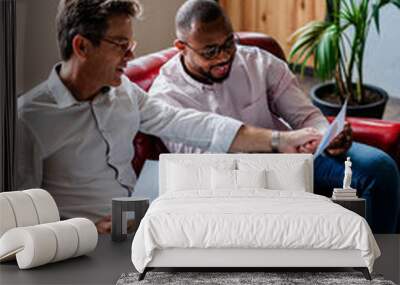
top-left (131, 190), bottom-right (380, 273)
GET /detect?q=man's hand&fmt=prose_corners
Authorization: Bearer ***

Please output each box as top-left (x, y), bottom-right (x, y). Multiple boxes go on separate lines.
top-left (297, 140), bottom-right (319, 154)
top-left (325, 122), bottom-right (352, 156)
top-left (95, 215), bottom-right (112, 234)
top-left (95, 215), bottom-right (138, 234)
top-left (279, 127), bottom-right (322, 153)
top-left (229, 125), bottom-right (322, 153)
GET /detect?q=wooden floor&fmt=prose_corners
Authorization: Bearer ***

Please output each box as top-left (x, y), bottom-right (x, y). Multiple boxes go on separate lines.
top-left (297, 75), bottom-right (400, 122)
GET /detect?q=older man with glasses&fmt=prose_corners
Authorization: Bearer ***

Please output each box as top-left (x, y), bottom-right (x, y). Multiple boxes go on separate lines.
top-left (149, 0), bottom-right (400, 233)
top-left (16, 0), bottom-right (321, 233)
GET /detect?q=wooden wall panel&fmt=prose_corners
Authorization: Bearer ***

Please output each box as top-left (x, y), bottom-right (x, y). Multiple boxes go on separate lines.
top-left (220, 0), bottom-right (326, 60)
top-left (219, 0), bottom-right (243, 30)
top-left (241, 0), bottom-right (258, 31)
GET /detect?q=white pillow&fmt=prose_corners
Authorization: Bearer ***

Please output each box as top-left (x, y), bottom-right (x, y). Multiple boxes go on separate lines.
top-left (238, 159), bottom-right (307, 192)
top-left (167, 163), bottom-right (210, 191)
top-left (166, 160), bottom-right (236, 192)
top-left (211, 168), bottom-right (236, 190)
top-left (211, 168), bottom-right (267, 190)
top-left (266, 168), bottom-right (307, 192)
top-left (237, 169), bottom-right (267, 189)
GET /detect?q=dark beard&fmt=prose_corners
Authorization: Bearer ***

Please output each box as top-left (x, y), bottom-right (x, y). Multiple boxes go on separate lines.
top-left (181, 54), bottom-right (235, 84)
top-left (200, 58), bottom-right (234, 83)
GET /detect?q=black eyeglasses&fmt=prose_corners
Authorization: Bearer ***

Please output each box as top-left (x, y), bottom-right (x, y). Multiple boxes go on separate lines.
top-left (183, 34), bottom-right (238, 60)
top-left (101, 37), bottom-right (137, 54)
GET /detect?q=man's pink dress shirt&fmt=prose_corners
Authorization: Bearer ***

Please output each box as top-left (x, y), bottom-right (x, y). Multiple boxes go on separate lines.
top-left (150, 45), bottom-right (329, 153)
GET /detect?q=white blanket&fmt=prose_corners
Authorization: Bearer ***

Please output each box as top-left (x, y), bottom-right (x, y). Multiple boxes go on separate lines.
top-left (131, 190), bottom-right (380, 273)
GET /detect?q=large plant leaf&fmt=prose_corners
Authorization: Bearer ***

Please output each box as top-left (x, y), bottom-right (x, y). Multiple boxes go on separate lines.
top-left (340, 0), bottom-right (354, 24)
top-left (341, 0), bottom-right (363, 25)
top-left (372, 2), bottom-right (382, 33)
top-left (391, 0), bottom-right (400, 8)
top-left (358, 0), bottom-right (369, 36)
top-left (289, 30), bottom-right (319, 58)
top-left (288, 21), bottom-right (328, 63)
top-left (291, 0), bottom-right (400, 101)
top-left (372, 0), bottom-right (400, 33)
top-left (314, 24), bottom-right (340, 80)
top-left (289, 18), bottom-right (341, 81)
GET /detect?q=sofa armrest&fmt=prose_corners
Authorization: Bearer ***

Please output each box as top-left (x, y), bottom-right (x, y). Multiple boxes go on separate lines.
top-left (327, 116), bottom-right (400, 166)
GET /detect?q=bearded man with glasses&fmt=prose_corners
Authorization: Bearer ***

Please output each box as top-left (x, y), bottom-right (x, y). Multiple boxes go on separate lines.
top-left (17, 0), bottom-right (322, 233)
top-left (179, 33), bottom-right (238, 83)
top-left (150, 0), bottom-right (400, 233)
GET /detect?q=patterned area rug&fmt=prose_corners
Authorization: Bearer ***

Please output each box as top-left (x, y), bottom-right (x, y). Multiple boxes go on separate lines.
top-left (117, 271), bottom-right (395, 285)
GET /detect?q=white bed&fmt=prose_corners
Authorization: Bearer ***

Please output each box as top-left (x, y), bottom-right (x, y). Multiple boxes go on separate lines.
top-left (131, 154), bottom-right (380, 280)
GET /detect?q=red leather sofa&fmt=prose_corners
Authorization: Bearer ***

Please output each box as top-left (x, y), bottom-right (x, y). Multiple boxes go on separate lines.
top-left (125, 32), bottom-right (400, 176)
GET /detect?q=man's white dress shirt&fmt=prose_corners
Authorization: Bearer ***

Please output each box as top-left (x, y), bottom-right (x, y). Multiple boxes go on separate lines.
top-left (17, 64), bottom-right (242, 221)
top-left (150, 45), bottom-right (329, 153)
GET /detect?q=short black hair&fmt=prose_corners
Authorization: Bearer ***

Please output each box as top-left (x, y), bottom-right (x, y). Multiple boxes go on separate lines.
top-left (175, 0), bottom-right (228, 40)
top-left (56, 0), bottom-right (142, 60)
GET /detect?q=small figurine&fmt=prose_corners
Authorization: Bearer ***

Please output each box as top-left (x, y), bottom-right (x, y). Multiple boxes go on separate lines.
top-left (343, 157), bottom-right (352, 190)
top-left (333, 157), bottom-right (357, 198)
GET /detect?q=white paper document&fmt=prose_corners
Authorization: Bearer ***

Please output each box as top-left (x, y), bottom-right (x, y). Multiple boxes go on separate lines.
top-left (314, 100), bottom-right (347, 158)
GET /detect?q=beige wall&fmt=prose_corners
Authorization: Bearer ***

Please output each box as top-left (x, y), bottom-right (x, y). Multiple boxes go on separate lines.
top-left (16, 0), bottom-right (185, 94)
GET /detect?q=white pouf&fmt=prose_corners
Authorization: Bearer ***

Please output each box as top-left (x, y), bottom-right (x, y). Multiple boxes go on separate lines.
top-left (0, 189), bottom-right (98, 269)
top-left (0, 218), bottom-right (98, 269)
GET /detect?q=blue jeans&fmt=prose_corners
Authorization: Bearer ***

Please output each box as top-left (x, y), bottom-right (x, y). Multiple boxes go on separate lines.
top-left (314, 142), bottom-right (400, 233)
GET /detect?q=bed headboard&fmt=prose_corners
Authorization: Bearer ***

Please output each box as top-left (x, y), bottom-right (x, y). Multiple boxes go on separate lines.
top-left (159, 154), bottom-right (313, 195)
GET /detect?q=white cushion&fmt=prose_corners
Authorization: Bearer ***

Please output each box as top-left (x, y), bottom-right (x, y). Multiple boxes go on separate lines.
top-left (42, 221), bottom-right (79, 262)
top-left (23, 189), bottom-right (60, 224)
top-left (65, 218), bottom-right (98, 257)
top-left (0, 196), bottom-right (16, 237)
top-left (0, 189), bottom-right (60, 238)
top-left (0, 191), bottom-right (39, 227)
top-left (211, 168), bottom-right (236, 190)
top-left (166, 160), bottom-right (235, 192)
top-left (211, 169), bottom-right (267, 190)
top-left (0, 218), bottom-right (97, 269)
top-left (167, 163), bottom-right (210, 191)
top-left (267, 167), bottom-right (307, 192)
top-left (0, 189), bottom-right (97, 269)
top-left (160, 154), bottom-right (313, 194)
top-left (238, 159), bottom-right (307, 192)
top-left (0, 226), bottom-right (58, 269)
top-left (236, 169), bottom-right (267, 189)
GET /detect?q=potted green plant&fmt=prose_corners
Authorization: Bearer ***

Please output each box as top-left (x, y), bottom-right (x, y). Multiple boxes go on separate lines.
top-left (289, 0), bottom-right (400, 118)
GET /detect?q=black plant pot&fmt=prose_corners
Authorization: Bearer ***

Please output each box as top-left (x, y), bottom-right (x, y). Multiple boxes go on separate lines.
top-left (310, 82), bottom-right (389, 119)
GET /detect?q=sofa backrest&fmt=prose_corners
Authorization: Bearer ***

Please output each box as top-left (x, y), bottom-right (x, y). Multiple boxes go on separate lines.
top-left (125, 48), bottom-right (179, 92)
top-left (127, 32), bottom-right (286, 176)
top-left (159, 153), bottom-right (313, 195)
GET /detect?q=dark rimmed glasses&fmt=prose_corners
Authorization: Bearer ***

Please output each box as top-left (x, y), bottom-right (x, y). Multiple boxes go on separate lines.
top-left (182, 34), bottom-right (238, 60)
top-left (101, 37), bottom-right (137, 54)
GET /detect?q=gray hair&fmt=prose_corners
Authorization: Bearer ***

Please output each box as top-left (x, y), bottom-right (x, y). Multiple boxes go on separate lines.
top-left (56, 0), bottom-right (142, 60)
top-left (175, 0), bottom-right (229, 40)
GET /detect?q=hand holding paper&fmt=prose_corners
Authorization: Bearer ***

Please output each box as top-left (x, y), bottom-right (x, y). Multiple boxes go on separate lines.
top-left (325, 121), bottom-right (352, 156)
top-left (314, 100), bottom-right (348, 158)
